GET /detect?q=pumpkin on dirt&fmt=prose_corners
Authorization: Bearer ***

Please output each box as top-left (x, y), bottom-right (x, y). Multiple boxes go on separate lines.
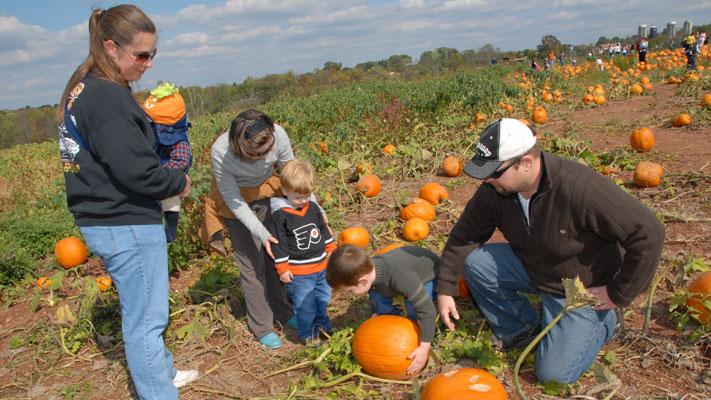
top-left (630, 127), bottom-right (655, 152)
top-left (672, 113), bottom-right (691, 127)
top-left (374, 243), bottom-right (405, 256)
top-left (582, 94), bottom-right (594, 104)
top-left (633, 161), bottom-right (663, 188)
top-left (37, 276), bottom-right (51, 289)
top-left (352, 315), bottom-right (424, 379)
top-left (420, 367), bottom-right (508, 400)
top-left (400, 198), bottom-right (435, 222)
top-left (383, 144), bottom-right (397, 155)
top-left (700, 94), bottom-right (711, 107)
top-left (96, 276), bottom-right (113, 291)
top-left (685, 271), bottom-right (711, 325)
top-left (338, 227), bottom-right (370, 249)
top-left (593, 95), bottom-right (606, 105)
top-left (418, 182), bottom-right (449, 205)
top-left (629, 83), bottom-right (644, 95)
top-left (441, 156), bottom-right (463, 177)
top-left (531, 106), bottom-right (547, 124)
top-left (55, 236), bottom-right (87, 269)
top-left (356, 174), bottom-right (381, 197)
top-left (402, 218), bottom-right (429, 242)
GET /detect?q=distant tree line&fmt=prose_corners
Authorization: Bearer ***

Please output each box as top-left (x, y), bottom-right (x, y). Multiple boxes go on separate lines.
top-left (2, 23), bottom-right (709, 149)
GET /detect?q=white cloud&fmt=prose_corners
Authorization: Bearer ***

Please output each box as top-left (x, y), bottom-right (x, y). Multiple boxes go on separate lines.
top-left (547, 11), bottom-right (578, 20)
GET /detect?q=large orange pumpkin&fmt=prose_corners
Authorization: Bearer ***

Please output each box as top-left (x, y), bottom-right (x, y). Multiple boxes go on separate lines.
top-left (672, 113), bottom-right (691, 127)
top-left (338, 227), bottom-right (370, 249)
top-left (400, 198), bottom-right (435, 222)
top-left (352, 315), bottom-right (424, 379)
top-left (357, 175), bottom-right (381, 197)
top-left (55, 236), bottom-right (87, 269)
top-left (685, 271), bottom-right (711, 325)
top-left (700, 94), bottom-right (711, 107)
top-left (633, 161), bottom-right (663, 188)
top-left (402, 218), bottom-right (429, 242)
top-left (375, 243), bottom-right (405, 256)
top-left (441, 156), bottom-right (463, 177)
top-left (419, 182), bottom-right (449, 205)
top-left (531, 106), bottom-right (547, 124)
top-left (420, 368), bottom-right (508, 400)
top-left (629, 127), bottom-right (654, 152)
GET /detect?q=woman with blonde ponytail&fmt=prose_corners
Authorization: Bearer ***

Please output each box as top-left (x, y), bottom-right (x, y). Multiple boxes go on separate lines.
top-left (57, 5), bottom-right (196, 398)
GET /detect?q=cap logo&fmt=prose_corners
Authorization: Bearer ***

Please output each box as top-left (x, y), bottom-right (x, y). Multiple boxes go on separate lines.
top-left (476, 141), bottom-right (492, 158)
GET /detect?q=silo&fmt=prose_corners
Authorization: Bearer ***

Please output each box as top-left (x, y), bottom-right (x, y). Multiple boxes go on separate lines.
top-left (638, 24), bottom-right (647, 38)
top-left (667, 21), bottom-right (676, 38)
top-left (683, 20), bottom-right (693, 35)
top-left (649, 26), bottom-right (658, 39)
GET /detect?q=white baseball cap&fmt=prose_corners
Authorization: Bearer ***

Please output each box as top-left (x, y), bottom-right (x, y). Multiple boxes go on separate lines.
top-left (463, 118), bottom-right (537, 179)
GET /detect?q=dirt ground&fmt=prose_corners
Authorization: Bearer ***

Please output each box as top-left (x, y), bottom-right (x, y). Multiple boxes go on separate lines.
top-left (1, 82), bottom-right (710, 399)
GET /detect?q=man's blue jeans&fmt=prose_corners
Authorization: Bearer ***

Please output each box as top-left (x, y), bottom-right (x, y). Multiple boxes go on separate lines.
top-left (80, 225), bottom-right (178, 400)
top-left (286, 270), bottom-right (331, 340)
top-left (463, 243), bottom-right (616, 383)
top-left (369, 280), bottom-right (436, 321)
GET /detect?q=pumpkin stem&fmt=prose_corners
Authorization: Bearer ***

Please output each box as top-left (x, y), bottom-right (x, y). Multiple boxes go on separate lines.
top-left (263, 347), bottom-right (332, 378)
top-left (322, 371), bottom-right (413, 388)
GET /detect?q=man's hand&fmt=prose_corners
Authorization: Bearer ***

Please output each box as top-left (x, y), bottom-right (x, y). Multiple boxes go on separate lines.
top-left (587, 285), bottom-right (618, 311)
top-left (437, 294), bottom-right (459, 331)
top-left (279, 270), bottom-right (293, 284)
top-left (264, 236), bottom-right (278, 260)
top-left (406, 342), bottom-right (430, 375)
top-left (178, 174), bottom-right (191, 198)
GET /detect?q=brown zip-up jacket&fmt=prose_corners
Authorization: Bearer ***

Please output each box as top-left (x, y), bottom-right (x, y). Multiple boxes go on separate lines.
top-left (437, 152), bottom-right (665, 308)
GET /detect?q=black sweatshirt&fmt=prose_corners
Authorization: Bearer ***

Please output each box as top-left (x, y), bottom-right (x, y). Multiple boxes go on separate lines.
top-left (59, 76), bottom-right (186, 226)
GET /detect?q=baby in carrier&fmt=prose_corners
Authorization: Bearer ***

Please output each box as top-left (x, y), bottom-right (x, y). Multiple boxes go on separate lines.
top-left (142, 83), bottom-right (193, 242)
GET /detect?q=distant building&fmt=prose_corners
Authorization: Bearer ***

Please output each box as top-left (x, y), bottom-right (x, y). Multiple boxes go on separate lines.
top-left (650, 26), bottom-right (658, 39)
top-left (683, 20), bottom-right (693, 35)
top-left (638, 24), bottom-right (648, 38)
top-left (667, 21), bottom-right (676, 38)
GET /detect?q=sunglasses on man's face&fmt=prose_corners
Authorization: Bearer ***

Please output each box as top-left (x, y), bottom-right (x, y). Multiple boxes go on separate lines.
top-left (114, 41), bottom-right (157, 63)
top-left (488, 157), bottom-right (521, 179)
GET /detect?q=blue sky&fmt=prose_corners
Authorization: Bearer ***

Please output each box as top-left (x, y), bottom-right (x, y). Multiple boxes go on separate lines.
top-left (1, 0), bottom-right (710, 110)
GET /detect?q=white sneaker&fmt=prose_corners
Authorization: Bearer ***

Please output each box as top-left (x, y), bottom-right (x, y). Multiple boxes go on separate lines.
top-left (173, 369), bottom-right (199, 388)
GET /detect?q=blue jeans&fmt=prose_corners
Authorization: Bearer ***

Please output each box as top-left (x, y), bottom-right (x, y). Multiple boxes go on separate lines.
top-left (463, 243), bottom-right (616, 383)
top-left (286, 270), bottom-right (331, 340)
top-left (369, 280), bottom-right (436, 321)
top-left (80, 225), bottom-right (178, 400)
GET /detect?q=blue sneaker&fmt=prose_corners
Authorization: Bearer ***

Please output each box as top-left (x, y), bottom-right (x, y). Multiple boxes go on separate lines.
top-left (286, 317), bottom-right (298, 328)
top-left (259, 332), bottom-right (282, 349)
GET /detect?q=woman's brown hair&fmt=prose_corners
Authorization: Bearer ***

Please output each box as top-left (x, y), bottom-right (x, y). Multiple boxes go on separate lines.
top-left (57, 4), bottom-right (156, 121)
top-left (228, 109), bottom-right (276, 159)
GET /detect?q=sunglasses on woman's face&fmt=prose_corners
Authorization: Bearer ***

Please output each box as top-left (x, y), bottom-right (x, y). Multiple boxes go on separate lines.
top-left (114, 41), bottom-right (157, 63)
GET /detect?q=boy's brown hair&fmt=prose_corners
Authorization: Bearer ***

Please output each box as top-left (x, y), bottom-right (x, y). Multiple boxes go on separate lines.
top-left (280, 159), bottom-right (315, 194)
top-left (326, 243), bottom-right (375, 288)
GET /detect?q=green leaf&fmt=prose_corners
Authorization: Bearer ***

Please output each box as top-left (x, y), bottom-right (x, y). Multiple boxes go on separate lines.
top-left (30, 289), bottom-right (40, 313)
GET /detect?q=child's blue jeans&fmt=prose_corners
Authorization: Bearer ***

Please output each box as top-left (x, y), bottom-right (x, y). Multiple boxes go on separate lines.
top-left (286, 270), bottom-right (331, 340)
top-left (369, 280), bottom-right (436, 321)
